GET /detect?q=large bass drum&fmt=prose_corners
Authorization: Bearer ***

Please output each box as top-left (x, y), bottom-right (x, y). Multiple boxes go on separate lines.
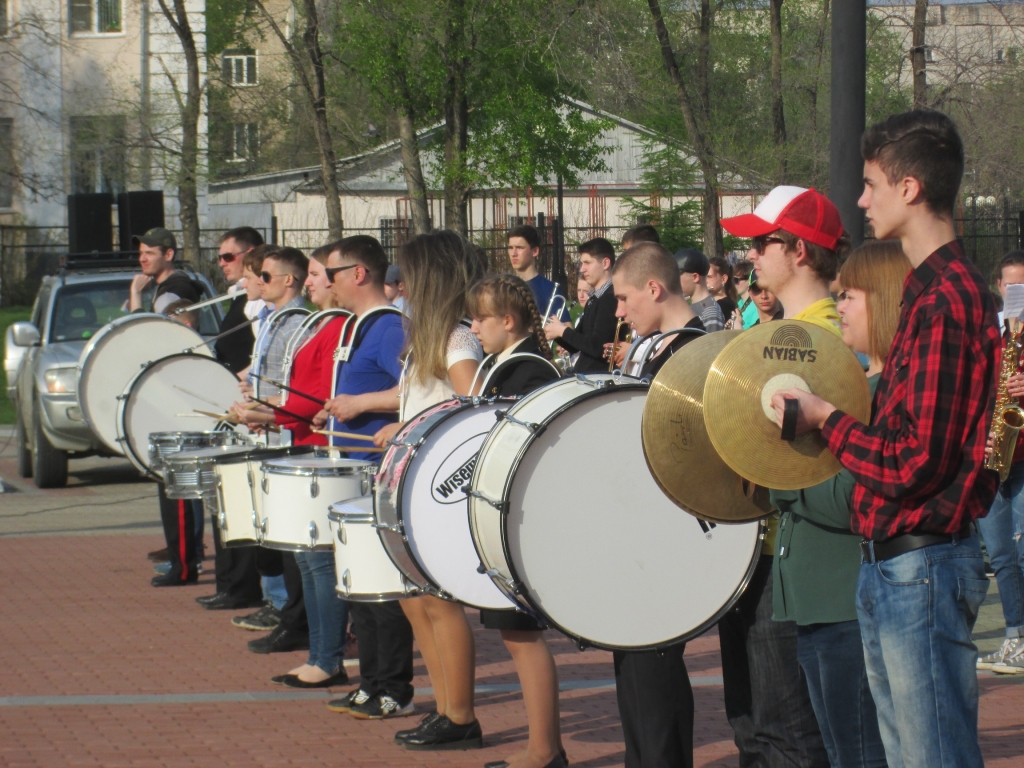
top-left (118, 353), bottom-right (242, 475)
top-left (375, 398), bottom-right (516, 610)
top-left (468, 374), bottom-right (763, 651)
top-left (77, 314), bottom-right (210, 455)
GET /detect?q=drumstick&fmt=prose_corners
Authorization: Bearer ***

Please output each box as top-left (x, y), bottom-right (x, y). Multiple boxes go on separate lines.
top-left (174, 384), bottom-right (226, 410)
top-left (312, 429), bottom-right (378, 442)
top-left (248, 395), bottom-right (315, 425)
top-left (251, 374), bottom-right (326, 406)
top-left (193, 409), bottom-right (238, 422)
top-left (332, 446), bottom-right (385, 453)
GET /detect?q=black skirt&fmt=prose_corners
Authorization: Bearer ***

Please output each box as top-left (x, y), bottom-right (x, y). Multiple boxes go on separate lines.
top-left (479, 608), bottom-right (545, 632)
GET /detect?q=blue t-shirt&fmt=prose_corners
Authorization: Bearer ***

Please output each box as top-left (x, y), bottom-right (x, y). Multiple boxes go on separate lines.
top-left (330, 312), bottom-right (405, 460)
top-left (527, 274), bottom-right (570, 322)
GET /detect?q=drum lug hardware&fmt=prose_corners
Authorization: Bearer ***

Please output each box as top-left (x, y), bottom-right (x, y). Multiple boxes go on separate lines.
top-left (575, 638), bottom-right (590, 652)
top-left (218, 512), bottom-right (227, 529)
top-left (309, 521), bottom-right (319, 548)
top-left (337, 524), bottom-right (347, 545)
top-left (465, 489), bottom-right (508, 513)
top-left (574, 374), bottom-right (604, 388)
top-left (360, 476), bottom-right (371, 496)
top-left (476, 562), bottom-right (487, 574)
top-left (372, 522), bottom-right (404, 535)
top-left (495, 411), bottom-right (540, 433)
top-left (342, 569), bottom-right (352, 592)
top-left (261, 476), bottom-right (269, 494)
top-left (310, 478), bottom-right (319, 498)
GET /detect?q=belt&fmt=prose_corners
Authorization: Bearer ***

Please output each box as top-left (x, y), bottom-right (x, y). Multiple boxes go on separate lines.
top-left (860, 532), bottom-right (957, 563)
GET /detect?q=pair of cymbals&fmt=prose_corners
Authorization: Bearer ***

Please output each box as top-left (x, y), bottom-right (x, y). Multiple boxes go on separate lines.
top-left (642, 321), bottom-right (871, 521)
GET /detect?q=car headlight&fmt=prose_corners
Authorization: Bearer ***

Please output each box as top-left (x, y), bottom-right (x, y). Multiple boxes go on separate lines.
top-left (44, 368), bottom-right (78, 394)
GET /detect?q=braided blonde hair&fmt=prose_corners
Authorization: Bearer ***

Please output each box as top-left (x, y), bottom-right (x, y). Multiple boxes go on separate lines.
top-left (467, 275), bottom-right (553, 361)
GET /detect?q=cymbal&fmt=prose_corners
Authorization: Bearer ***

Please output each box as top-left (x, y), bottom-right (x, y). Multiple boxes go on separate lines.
top-left (642, 331), bottom-right (773, 523)
top-left (704, 320), bottom-right (871, 491)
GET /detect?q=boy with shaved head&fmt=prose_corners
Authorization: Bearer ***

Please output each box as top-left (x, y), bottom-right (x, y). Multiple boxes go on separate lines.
top-left (608, 242), bottom-right (705, 767)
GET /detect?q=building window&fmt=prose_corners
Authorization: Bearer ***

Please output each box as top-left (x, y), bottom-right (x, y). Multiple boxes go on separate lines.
top-left (223, 51), bottom-right (258, 86)
top-left (924, 47), bottom-right (934, 63)
top-left (70, 115), bottom-right (125, 194)
top-left (0, 118), bottom-right (13, 208)
top-left (70, 0), bottom-right (122, 33)
top-left (230, 122), bottom-right (259, 162)
top-left (968, 5), bottom-right (980, 24)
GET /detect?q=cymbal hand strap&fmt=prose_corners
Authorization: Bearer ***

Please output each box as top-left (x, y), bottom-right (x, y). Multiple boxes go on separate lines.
top-left (780, 398), bottom-right (799, 442)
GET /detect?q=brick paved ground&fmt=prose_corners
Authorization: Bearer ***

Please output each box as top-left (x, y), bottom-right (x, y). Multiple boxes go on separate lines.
top-left (1, 441), bottom-right (1023, 767)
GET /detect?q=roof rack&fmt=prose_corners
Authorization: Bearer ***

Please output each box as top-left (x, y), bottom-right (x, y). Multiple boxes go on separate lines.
top-left (60, 252), bottom-right (140, 272)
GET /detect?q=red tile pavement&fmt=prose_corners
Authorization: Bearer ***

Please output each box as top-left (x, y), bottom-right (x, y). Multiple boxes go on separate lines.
top-left (0, 533), bottom-right (1022, 767)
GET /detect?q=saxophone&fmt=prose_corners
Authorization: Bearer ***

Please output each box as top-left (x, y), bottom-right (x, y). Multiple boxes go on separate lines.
top-left (985, 321), bottom-right (1024, 483)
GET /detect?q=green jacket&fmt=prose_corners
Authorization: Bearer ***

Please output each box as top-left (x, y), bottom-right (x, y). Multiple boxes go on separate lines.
top-left (770, 375), bottom-right (879, 626)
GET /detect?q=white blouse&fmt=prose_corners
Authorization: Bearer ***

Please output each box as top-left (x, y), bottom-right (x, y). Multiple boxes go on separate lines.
top-left (400, 324), bottom-right (483, 420)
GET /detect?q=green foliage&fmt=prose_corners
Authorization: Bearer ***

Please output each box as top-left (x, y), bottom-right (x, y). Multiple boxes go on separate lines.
top-left (206, 0), bottom-right (256, 57)
top-left (623, 197), bottom-right (703, 253)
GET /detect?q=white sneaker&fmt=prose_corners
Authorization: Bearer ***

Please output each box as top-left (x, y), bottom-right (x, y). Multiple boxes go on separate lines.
top-left (350, 694), bottom-right (416, 720)
top-left (991, 642), bottom-right (1024, 675)
top-left (978, 637), bottom-right (1021, 670)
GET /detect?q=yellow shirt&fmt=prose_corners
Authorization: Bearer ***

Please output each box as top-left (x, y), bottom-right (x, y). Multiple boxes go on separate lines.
top-left (762, 296), bottom-right (842, 554)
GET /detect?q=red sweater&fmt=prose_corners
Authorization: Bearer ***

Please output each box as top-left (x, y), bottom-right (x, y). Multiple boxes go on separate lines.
top-left (276, 315), bottom-right (345, 445)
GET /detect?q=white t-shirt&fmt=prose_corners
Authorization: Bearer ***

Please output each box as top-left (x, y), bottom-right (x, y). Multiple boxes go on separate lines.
top-left (400, 324), bottom-right (482, 420)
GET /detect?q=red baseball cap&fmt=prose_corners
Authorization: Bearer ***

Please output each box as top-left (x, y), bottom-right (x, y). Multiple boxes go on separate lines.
top-left (720, 186), bottom-right (845, 250)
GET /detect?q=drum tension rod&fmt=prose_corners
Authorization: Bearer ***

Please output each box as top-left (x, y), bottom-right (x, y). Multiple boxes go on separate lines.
top-left (494, 411), bottom-right (542, 433)
top-left (463, 488), bottom-right (509, 513)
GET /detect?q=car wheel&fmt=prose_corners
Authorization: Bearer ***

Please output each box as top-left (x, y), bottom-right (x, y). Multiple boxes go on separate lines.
top-left (32, 396), bottom-right (68, 488)
top-left (16, 410), bottom-right (32, 478)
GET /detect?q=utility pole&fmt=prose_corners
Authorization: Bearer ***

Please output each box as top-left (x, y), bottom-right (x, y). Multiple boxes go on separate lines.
top-left (140, 0), bottom-right (152, 188)
top-left (829, 0), bottom-right (866, 246)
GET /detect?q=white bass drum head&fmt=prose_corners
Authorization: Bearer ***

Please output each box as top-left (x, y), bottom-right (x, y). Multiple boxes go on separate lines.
top-left (118, 353), bottom-right (240, 474)
top-left (78, 314), bottom-right (209, 455)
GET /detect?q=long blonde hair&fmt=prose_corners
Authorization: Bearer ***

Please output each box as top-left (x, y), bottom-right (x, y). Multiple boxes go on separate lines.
top-left (839, 240), bottom-right (911, 362)
top-left (399, 230), bottom-right (478, 385)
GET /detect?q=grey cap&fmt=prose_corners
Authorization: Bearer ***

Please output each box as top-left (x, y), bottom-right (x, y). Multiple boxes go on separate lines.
top-left (674, 248), bottom-right (709, 276)
top-left (385, 264), bottom-right (402, 285)
top-left (132, 227), bottom-right (177, 251)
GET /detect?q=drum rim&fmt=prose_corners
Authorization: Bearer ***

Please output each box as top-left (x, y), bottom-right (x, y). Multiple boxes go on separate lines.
top-left (78, 314), bottom-right (208, 454)
top-left (213, 445), bottom-right (318, 467)
top-left (163, 444), bottom-right (256, 466)
top-left (377, 398), bottom-right (511, 602)
top-left (118, 352), bottom-right (241, 476)
top-left (260, 458), bottom-right (375, 478)
top-left (478, 376), bottom-right (765, 651)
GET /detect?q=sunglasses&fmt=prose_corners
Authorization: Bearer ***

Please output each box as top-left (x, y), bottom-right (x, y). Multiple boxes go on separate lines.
top-left (732, 276), bottom-right (748, 284)
top-left (260, 271), bottom-right (289, 283)
top-left (218, 250), bottom-right (246, 263)
top-left (752, 235), bottom-right (787, 255)
top-left (325, 264), bottom-right (358, 283)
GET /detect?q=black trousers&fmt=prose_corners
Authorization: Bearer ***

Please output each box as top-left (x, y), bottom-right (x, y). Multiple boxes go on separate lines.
top-left (613, 645), bottom-right (694, 768)
top-left (718, 555), bottom-right (828, 768)
top-left (280, 553), bottom-right (308, 633)
top-left (157, 484), bottom-right (197, 582)
top-left (350, 601), bottom-right (414, 702)
top-left (211, 515), bottom-right (262, 602)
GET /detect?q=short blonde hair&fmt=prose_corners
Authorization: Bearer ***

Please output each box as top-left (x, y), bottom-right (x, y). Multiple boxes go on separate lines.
top-left (839, 241), bottom-right (911, 362)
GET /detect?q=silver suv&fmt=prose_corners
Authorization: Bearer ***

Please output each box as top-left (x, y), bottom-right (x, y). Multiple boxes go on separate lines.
top-left (4, 261), bottom-right (220, 488)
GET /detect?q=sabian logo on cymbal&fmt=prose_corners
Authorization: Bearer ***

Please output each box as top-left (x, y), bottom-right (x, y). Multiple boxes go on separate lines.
top-left (764, 324), bottom-right (817, 363)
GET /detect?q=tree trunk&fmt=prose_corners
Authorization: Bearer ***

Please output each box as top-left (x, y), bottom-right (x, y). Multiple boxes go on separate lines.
top-left (156, 0), bottom-right (201, 263)
top-left (396, 106), bottom-right (431, 235)
top-left (769, 0), bottom-right (788, 182)
top-left (912, 0), bottom-right (928, 108)
top-left (808, 0), bottom-right (830, 180)
top-left (647, 0), bottom-right (722, 257)
top-left (442, 0), bottom-right (470, 235)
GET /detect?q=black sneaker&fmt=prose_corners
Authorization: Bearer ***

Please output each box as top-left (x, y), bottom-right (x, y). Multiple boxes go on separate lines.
top-left (350, 694), bottom-right (416, 720)
top-left (247, 626), bottom-right (310, 654)
top-left (399, 714), bottom-right (483, 750)
top-left (327, 688), bottom-right (372, 713)
top-left (394, 711), bottom-right (440, 743)
top-left (232, 603), bottom-right (281, 631)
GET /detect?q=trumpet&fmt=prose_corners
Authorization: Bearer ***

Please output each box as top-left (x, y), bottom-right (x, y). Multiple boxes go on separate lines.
top-left (608, 317), bottom-right (629, 373)
top-left (544, 292), bottom-right (568, 322)
top-left (985, 319), bottom-right (1024, 482)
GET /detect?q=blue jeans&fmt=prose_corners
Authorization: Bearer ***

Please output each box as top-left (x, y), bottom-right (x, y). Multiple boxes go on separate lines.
top-left (977, 461), bottom-right (1024, 635)
top-left (857, 535), bottom-right (988, 768)
top-left (796, 621), bottom-right (887, 768)
top-left (262, 575), bottom-right (288, 610)
top-left (295, 550), bottom-right (348, 675)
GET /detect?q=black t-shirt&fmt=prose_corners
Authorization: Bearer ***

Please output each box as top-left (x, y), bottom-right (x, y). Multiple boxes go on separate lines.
top-left (717, 297), bottom-right (737, 320)
top-left (152, 270), bottom-right (202, 313)
top-left (215, 294), bottom-right (256, 374)
top-left (480, 336), bottom-right (561, 398)
top-left (639, 317), bottom-right (706, 379)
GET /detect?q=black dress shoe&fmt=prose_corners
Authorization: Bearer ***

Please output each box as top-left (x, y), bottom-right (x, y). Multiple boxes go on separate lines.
top-left (151, 572), bottom-right (197, 587)
top-left (485, 755), bottom-right (567, 768)
top-left (202, 593), bottom-right (263, 611)
top-left (400, 715), bottom-right (483, 751)
top-left (247, 626), bottom-right (310, 654)
top-left (270, 674), bottom-right (297, 685)
top-left (147, 547), bottom-right (169, 562)
top-left (282, 669), bottom-right (349, 689)
top-left (394, 710), bottom-right (439, 742)
top-left (195, 592), bottom-right (225, 605)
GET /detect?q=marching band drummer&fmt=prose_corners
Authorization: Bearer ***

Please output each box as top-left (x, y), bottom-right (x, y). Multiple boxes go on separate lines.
top-left (371, 231), bottom-right (486, 751)
top-left (231, 246), bottom-right (353, 689)
top-left (467, 275), bottom-right (566, 768)
top-left (608, 242), bottom-right (704, 768)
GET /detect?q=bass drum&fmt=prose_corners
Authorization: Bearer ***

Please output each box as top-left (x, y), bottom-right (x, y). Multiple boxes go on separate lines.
top-left (77, 314), bottom-right (210, 455)
top-left (468, 374), bottom-right (764, 651)
top-left (375, 398), bottom-right (516, 610)
top-left (118, 353), bottom-right (241, 475)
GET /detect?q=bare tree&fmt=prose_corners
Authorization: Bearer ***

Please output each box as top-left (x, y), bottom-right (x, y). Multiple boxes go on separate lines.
top-left (911, 0), bottom-right (928, 108)
top-left (252, 0), bottom-right (344, 239)
top-left (646, 0), bottom-right (723, 257)
top-left (770, 0), bottom-right (788, 181)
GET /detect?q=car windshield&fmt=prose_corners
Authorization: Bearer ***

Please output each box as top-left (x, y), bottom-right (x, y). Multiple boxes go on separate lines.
top-left (49, 281), bottom-right (131, 342)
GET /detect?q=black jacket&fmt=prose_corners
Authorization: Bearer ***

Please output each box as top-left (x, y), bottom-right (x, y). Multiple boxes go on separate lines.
top-left (558, 282), bottom-right (619, 373)
top-left (154, 270), bottom-right (202, 307)
top-left (639, 317), bottom-right (706, 379)
top-left (215, 294), bottom-right (256, 374)
top-left (480, 336), bottom-right (562, 398)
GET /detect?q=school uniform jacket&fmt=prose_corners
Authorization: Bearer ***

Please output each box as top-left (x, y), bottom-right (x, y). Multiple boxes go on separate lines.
top-left (557, 282), bottom-right (619, 374)
top-left (480, 336), bottom-right (562, 398)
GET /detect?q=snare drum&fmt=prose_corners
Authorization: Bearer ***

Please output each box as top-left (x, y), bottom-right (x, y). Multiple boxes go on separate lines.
top-left (468, 374), bottom-right (763, 651)
top-left (374, 398), bottom-right (516, 610)
top-left (214, 445), bottom-right (317, 547)
top-left (259, 455), bottom-right (374, 551)
top-left (163, 444), bottom-right (255, 500)
top-left (328, 496), bottom-right (417, 602)
top-left (147, 431), bottom-right (245, 476)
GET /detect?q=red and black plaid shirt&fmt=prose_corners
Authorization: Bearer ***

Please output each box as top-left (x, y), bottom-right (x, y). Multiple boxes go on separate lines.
top-left (821, 240), bottom-right (1000, 541)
